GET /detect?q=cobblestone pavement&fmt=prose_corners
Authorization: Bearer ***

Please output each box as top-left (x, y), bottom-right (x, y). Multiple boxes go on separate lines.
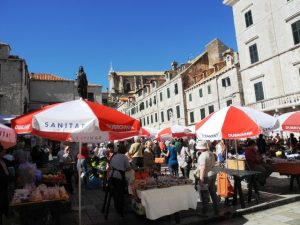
top-left (212, 201), bottom-right (300, 225)
top-left (3, 170), bottom-right (300, 225)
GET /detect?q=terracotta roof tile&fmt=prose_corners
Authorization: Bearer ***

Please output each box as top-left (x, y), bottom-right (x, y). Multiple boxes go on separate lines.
top-left (30, 73), bottom-right (67, 81)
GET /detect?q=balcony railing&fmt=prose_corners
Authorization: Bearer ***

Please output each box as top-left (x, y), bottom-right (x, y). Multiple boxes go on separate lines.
top-left (246, 91), bottom-right (300, 112)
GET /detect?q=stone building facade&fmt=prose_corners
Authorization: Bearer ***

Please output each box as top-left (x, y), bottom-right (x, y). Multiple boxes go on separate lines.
top-left (108, 69), bottom-right (165, 107)
top-left (224, 0), bottom-right (300, 114)
top-left (0, 43), bottom-right (30, 115)
top-left (116, 39), bottom-right (241, 129)
top-left (0, 42), bottom-right (102, 116)
top-left (29, 73), bottom-right (102, 110)
top-left (185, 47), bottom-right (243, 125)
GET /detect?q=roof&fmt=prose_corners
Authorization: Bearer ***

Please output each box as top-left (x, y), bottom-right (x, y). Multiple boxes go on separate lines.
top-left (30, 73), bottom-right (68, 81)
top-left (88, 83), bottom-right (102, 87)
top-left (0, 42), bottom-right (11, 49)
top-left (119, 97), bottom-right (129, 101)
top-left (113, 71), bottom-right (165, 76)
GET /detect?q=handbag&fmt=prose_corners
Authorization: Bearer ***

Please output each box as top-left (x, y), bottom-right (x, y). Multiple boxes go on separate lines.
top-left (154, 157), bottom-right (165, 164)
top-left (184, 147), bottom-right (192, 164)
top-left (217, 172), bottom-right (234, 198)
top-left (185, 154), bottom-right (192, 164)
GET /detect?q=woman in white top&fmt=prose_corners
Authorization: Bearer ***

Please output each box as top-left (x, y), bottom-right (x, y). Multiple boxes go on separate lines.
top-left (178, 140), bottom-right (192, 178)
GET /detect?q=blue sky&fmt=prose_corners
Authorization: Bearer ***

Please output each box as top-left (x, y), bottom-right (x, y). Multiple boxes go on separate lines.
top-left (0, 0), bottom-right (237, 90)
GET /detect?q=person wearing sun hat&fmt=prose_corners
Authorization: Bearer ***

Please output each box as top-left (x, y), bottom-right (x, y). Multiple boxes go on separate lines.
top-left (196, 140), bottom-right (219, 215)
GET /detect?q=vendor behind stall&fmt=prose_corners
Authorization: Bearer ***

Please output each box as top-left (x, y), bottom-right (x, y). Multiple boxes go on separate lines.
top-left (61, 146), bottom-right (75, 194)
top-left (15, 146), bottom-right (38, 188)
top-left (108, 144), bottom-right (131, 217)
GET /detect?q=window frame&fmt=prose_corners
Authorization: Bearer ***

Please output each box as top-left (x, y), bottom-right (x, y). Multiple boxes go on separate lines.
top-left (254, 81), bottom-right (265, 101)
top-left (207, 85), bottom-right (211, 94)
top-left (190, 111), bottom-right (195, 123)
top-left (199, 88), bottom-right (203, 97)
top-left (176, 105), bottom-right (180, 118)
top-left (222, 77), bottom-right (231, 87)
top-left (226, 99), bottom-right (233, 106)
top-left (167, 108), bottom-right (173, 121)
top-left (292, 20), bottom-right (300, 45)
top-left (174, 83), bottom-right (178, 95)
top-left (208, 105), bottom-right (214, 114)
top-left (161, 111), bottom-right (164, 123)
top-left (249, 43), bottom-right (259, 64)
top-left (200, 108), bottom-right (205, 120)
top-left (167, 88), bottom-right (170, 98)
top-left (245, 10), bottom-right (253, 28)
top-left (189, 93), bottom-right (192, 102)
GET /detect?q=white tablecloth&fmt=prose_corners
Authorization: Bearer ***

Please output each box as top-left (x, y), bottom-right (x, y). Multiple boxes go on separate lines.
top-left (136, 185), bottom-right (198, 220)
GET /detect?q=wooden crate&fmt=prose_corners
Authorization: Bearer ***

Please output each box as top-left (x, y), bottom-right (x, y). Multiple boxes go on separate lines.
top-left (227, 159), bottom-right (246, 170)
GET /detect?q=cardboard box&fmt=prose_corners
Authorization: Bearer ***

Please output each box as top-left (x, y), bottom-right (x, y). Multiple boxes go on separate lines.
top-left (227, 159), bottom-right (246, 170)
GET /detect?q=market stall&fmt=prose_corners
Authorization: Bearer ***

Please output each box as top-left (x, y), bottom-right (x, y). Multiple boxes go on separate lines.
top-left (129, 171), bottom-right (196, 221)
top-left (10, 184), bottom-right (69, 225)
top-left (270, 158), bottom-right (300, 191)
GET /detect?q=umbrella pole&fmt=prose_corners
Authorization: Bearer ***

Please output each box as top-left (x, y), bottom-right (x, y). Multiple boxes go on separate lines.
top-left (79, 142), bottom-right (82, 225)
top-left (226, 141), bottom-right (228, 168)
top-left (235, 139), bottom-right (239, 171)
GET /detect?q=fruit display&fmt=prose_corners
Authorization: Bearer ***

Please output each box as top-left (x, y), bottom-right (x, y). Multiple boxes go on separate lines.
top-left (11, 184), bottom-right (69, 205)
top-left (131, 174), bottom-right (193, 191)
top-left (42, 173), bottom-right (66, 184)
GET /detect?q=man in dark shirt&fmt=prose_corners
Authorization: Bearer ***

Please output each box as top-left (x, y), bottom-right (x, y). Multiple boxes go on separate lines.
top-left (256, 134), bottom-right (267, 155)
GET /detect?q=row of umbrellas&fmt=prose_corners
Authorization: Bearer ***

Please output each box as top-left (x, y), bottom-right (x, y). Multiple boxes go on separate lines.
top-left (0, 101), bottom-right (300, 149)
top-left (0, 101), bottom-right (299, 149)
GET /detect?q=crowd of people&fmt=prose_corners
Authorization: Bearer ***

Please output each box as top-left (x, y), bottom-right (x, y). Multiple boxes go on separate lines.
top-left (0, 131), bottom-right (300, 223)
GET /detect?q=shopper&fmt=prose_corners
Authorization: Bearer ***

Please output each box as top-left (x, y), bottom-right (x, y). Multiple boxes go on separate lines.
top-left (196, 141), bottom-right (219, 215)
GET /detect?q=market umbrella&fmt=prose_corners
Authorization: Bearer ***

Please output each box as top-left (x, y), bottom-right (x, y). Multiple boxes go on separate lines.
top-left (11, 98), bottom-right (140, 141)
top-left (11, 98), bottom-right (141, 225)
top-left (277, 111), bottom-right (300, 132)
top-left (0, 123), bottom-right (17, 149)
top-left (141, 127), bottom-right (158, 138)
top-left (195, 106), bottom-right (279, 170)
top-left (107, 127), bottom-right (158, 141)
top-left (195, 105), bottom-right (279, 140)
top-left (157, 124), bottom-right (194, 141)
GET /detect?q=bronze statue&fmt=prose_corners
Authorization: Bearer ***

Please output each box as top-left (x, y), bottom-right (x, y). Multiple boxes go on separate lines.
top-left (76, 66), bottom-right (88, 99)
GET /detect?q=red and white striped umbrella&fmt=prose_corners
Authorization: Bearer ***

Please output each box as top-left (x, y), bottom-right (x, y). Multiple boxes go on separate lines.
top-left (157, 125), bottom-right (194, 140)
top-left (11, 98), bottom-right (141, 225)
top-left (0, 123), bottom-right (17, 149)
top-left (195, 106), bottom-right (279, 140)
top-left (277, 111), bottom-right (300, 132)
top-left (11, 99), bottom-right (141, 142)
top-left (141, 127), bottom-right (158, 138)
top-left (108, 127), bottom-right (159, 141)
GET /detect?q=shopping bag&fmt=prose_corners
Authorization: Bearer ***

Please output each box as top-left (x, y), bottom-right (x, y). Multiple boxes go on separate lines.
top-left (154, 157), bottom-right (165, 164)
top-left (217, 172), bottom-right (234, 198)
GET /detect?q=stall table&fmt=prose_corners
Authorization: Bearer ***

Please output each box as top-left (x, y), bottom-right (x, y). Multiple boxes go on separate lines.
top-left (136, 184), bottom-right (198, 222)
top-left (10, 199), bottom-right (69, 225)
top-left (212, 167), bottom-right (261, 208)
top-left (270, 160), bottom-right (300, 191)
